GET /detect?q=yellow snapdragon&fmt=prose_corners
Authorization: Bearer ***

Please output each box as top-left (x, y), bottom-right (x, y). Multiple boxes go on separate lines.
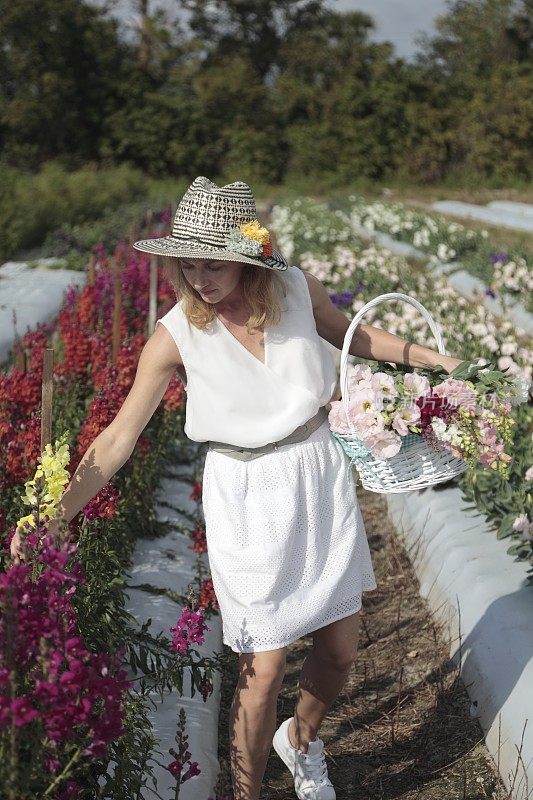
top-left (17, 434), bottom-right (71, 531)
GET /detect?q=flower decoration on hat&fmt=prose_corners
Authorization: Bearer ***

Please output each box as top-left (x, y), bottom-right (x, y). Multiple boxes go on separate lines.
top-left (225, 219), bottom-right (273, 258)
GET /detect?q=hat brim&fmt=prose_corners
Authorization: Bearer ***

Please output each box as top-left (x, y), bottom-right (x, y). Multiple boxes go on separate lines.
top-left (132, 236), bottom-right (288, 271)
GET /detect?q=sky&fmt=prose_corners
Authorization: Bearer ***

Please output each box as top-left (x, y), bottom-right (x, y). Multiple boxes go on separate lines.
top-left (92, 0), bottom-right (449, 61)
top-left (332, 1), bottom-right (448, 59)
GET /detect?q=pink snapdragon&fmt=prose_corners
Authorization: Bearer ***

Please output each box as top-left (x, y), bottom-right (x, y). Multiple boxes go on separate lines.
top-left (166, 706), bottom-right (203, 790)
top-left (432, 378), bottom-right (477, 410)
top-left (0, 533), bottom-right (131, 780)
top-left (170, 607), bottom-right (209, 655)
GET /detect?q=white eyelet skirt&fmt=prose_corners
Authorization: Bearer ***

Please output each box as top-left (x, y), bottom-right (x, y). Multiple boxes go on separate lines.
top-left (201, 418), bottom-right (378, 653)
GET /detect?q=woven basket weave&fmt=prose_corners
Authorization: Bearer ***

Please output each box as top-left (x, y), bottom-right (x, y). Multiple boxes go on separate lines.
top-left (333, 292), bottom-right (467, 494)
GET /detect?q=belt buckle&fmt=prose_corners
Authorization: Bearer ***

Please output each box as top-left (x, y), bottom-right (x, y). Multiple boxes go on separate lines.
top-left (272, 441), bottom-right (279, 451)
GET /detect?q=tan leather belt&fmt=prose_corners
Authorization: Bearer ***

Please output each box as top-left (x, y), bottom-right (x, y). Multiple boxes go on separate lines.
top-left (208, 406), bottom-right (329, 462)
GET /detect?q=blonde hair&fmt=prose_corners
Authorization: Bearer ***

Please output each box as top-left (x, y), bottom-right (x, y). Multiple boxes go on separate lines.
top-left (161, 256), bottom-right (286, 333)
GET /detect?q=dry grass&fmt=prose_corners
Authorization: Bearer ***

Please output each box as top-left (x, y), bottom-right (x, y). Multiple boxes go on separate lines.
top-left (213, 485), bottom-right (510, 800)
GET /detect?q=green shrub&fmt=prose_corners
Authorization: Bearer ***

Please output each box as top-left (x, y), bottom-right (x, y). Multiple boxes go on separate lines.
top-left (0, 162), bottom-right (169, 261)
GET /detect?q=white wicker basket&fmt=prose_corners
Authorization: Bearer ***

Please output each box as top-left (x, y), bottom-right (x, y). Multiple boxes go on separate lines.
top-left (333, 292), bottom-right (467, 493)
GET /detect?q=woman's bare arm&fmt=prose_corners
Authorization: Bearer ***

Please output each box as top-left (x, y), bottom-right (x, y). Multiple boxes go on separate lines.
top-left (304, 272), bottom-right (463, 372)
top-left (53, 323), bottom-right (184, 525)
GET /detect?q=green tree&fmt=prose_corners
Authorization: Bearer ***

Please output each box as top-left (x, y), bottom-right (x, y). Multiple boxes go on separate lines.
top-left (413, 0), bottom-right (533, 182)
top-left (274, 10), bottom-right (413, 182)
top-left (0, 0), bottom-right (126, 168)
top-left (182, 0), bottom-right (326, 78)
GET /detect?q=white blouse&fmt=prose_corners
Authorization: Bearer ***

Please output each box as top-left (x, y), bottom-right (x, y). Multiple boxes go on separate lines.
top-left (155, 265), bottom-right (337, 448)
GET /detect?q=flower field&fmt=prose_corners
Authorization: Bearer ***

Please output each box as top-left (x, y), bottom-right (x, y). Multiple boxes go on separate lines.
top-left (271, 198), bottom-right (533, 575)
top-left (338, 195), bottom-right (533, 313)
top-left (0, 239), bottom-right (225, 799)
top-left (1, 194), bottom-right (532, 799)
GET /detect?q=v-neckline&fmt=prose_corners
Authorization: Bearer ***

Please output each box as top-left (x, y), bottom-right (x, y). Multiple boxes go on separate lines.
top-left (216, 315), bottom-right (267, 367)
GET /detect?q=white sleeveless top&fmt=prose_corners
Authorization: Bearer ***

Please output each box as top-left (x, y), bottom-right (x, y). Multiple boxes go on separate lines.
top-left (155, 265), bottom-right (337, 448)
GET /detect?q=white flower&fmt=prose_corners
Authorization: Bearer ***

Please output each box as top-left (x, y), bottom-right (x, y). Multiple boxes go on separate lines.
top-left (524, 466), bottom-right (533, 482)
top-left (430, 418), bottom-right (447, 438)
top-left (502, 341), bottom-right (520, 359)
top-left (512, 514), bottom-right (533, 541)
top-left (403, 372), bottom-right (431, 398)
top-left (507, 375), bottom-right (531, 405)
top-left (512, 514), bottom-right (528, 532)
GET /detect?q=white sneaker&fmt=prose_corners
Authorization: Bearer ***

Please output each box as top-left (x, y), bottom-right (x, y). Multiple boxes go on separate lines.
top-left (272, 717), bottom-right (336, 799)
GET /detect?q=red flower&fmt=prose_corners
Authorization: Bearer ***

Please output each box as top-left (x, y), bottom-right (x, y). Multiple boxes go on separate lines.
top-left (189, 527), bottom-right (207, 554)
top-left (189, 481), bottom-right (202, 502)
top-left (163, 376), bottom-right (185, 411)
top-left (82, 482), bottom-right (120, 521)
top-left (199, 578), bottom-right (219, 611)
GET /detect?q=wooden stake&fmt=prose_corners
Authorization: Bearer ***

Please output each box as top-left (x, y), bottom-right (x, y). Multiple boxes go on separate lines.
top-left (145, 208), bottom-right (153, 235)
top-left (14, 341), bottom-right (25, 372)
top-left (148, 255), bottom-right (158, 336)
top-left (128, 220), bottom-right (140, 245)
top-left (111, 258), bottom-right (122, 364)
top-left (87, 254), bottom-right (96, 287)
top-left (41, 348), bottom-right (54, 451)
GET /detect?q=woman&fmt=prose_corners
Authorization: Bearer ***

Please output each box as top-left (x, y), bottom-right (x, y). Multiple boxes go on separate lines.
top-left (11, 177), bottom-right (463, 800)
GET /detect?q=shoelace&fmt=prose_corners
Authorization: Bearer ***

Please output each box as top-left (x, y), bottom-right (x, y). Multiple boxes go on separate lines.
top-left (300, 748), bottom-right (328, 783)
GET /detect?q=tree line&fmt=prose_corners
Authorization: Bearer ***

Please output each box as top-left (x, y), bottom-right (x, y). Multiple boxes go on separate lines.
top-left (0, 0), bottom-right (531, 185)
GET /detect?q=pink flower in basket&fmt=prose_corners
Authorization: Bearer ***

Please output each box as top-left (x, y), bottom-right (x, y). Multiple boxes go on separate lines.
top-left (403, 372), bottom-right (431, 401)
top-left (328, 402), bottom-right (352, 435)
top-left (350, 387), bottom-right (385, 417)
top-left (346, 363), bottom-right (373, 391)
top-left (371, 371), bottom-right (398, 399)
top-left (432, 377), bottom-right (477, 410)
top-left (364, 429), bottom-right (402, 459)
top-left (391, 405), bottom-right (421, 435)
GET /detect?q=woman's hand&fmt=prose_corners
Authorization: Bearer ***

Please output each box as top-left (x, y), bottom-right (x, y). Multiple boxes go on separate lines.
top-left (432, 355), bottom-right (466, 374)
top-left (9, 526), bottom-right (27, 563)
top-left (9, 517), bottom-right (62, 563)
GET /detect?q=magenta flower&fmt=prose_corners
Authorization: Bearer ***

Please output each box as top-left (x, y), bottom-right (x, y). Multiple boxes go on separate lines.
top-left (0, 535), bottom-right (132, 778)
top-left (170, 607), bottom-right (209, 655)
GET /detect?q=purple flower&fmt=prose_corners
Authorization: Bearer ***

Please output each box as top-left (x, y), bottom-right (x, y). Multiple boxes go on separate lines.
top-left (489, 252), bottom-right (510, 264)
top-left (485, 287), bottom-right (497, 298)
top-left (328, 291), bottom-right (355, 307)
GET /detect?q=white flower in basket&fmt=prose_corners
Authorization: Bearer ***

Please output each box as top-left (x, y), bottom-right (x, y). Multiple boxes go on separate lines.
top-left (329, 292), bottom-right (528, 494)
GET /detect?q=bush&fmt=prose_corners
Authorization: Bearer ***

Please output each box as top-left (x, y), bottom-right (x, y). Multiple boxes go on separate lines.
top-left (0, 162), bottom-right (157, 261)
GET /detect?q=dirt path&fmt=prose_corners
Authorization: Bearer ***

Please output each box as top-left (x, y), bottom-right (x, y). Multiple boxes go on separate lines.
top-left (214, 485), bottom-right (509, 800)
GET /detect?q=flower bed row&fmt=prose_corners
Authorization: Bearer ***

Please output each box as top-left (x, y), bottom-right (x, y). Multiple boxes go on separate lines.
top-left (336, 195), bottom-right (533, 314)
top-left (0, 241), bottom-right (226, 798)
top-left (271, 199), bottom-right (533, 578)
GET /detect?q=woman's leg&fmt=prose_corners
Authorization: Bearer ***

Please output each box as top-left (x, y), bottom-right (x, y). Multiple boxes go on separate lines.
top-left (289, 610), bottom-right (361, 753)
top-left (229, 646), bottom-right (287, 800)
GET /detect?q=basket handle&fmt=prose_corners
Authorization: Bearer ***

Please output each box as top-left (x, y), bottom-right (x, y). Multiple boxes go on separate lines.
top-left (339, 292), bottom-right (447, 429)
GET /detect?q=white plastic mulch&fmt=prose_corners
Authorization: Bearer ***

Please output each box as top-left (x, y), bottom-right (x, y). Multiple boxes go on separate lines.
top-left (0, 259), bottom-right (85, 365)
top-left (117, 467), bottom-right (223, 799)
top-left (386, 486), bottom-right (533, 800)
top-left (432, 200), bottom-right (533, 233)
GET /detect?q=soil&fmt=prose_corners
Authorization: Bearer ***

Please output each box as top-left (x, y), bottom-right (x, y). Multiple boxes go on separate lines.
top-left (213, 484), bottom-right (510, 800)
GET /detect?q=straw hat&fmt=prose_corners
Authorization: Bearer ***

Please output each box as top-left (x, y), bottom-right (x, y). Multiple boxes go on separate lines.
top-left (133, 176), bottom-right (288, 271)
